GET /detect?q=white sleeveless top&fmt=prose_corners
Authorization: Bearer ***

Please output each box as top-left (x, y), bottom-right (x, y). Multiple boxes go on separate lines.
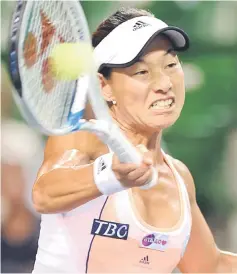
top-left (33, 151), bottom-right (192, 273)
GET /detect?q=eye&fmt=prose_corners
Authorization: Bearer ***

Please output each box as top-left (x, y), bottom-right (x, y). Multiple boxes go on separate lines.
top-left (134, 70), bottom-right (148, 75)
top-left (166, 62), bottom-right (177, 68)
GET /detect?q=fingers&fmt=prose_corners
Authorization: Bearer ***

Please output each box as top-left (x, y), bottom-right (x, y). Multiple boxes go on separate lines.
top-left (112, 162), bottom-right (152, 185)
top-left (143, 156), bottom-right (153, 166)
top-left (134, 168), bottom-right (153, 186)
top-left (125, 166), bottom-right (151, 182)
top-left (112, 162), bottom-right (139, 174)
top-left (112, 160), bottom-right (151, 182)
top-left (111, 144), bottom-right (154, 188)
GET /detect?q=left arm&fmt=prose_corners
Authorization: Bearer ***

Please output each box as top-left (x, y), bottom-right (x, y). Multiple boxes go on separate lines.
top-left (173, 160), bottom-right (237, 273)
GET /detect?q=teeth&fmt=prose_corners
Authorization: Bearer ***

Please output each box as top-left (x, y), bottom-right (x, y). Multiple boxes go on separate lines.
top-left (151, 99), bottom-right (173, 109)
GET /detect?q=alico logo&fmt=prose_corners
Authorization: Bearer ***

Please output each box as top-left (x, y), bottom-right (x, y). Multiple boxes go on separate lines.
top-left (140, 233), bottom-right (169, 251)
top-left (142, 234), bottom-right (168, 246)
top-left (91, 219), bottom-right (129, 240)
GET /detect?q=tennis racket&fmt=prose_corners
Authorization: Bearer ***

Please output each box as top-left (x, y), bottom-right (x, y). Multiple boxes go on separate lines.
top-left (9, 0), bottom-right (157, 188)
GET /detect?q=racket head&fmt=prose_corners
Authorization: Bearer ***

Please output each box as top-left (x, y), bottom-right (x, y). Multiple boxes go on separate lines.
top-left (8, 0), bottom-right (92, 135)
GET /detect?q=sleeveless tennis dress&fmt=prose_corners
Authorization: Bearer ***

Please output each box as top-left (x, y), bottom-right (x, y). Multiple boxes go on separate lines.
top-left (33, 151), bottom-right (192, 273)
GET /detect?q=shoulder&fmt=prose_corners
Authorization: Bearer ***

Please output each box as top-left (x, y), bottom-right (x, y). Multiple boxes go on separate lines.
top-left (167, 154), bottom-right (196, 204)
top-left (44, 131), bottom-right (108, 161)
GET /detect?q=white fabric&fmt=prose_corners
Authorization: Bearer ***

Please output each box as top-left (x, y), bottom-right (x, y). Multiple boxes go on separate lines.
top-left (33, 214), bottom-right (78, 273)
top-left (33, 151), bottom-right (192, 273)
top-left (94, 16), bottom-right (188, 70)
top-left (93, 152), bottom-right (127, 195)
top-left (33, 196), bottom-right (108, 273)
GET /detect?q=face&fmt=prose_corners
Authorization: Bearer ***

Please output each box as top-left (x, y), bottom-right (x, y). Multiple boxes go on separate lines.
top-left (101, 35), bottom-right (185, 133)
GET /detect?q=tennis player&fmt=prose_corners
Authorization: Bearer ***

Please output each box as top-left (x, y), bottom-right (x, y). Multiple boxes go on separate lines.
top-left (32, 7), bottom-right (237, 273)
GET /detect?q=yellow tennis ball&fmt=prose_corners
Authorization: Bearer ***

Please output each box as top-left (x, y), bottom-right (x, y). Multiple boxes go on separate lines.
top-left (50, 42), bottom-right (93, 80)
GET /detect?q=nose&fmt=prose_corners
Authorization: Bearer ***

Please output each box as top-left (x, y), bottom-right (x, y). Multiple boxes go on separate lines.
top-left (150, 71), bottom-right (172, 94)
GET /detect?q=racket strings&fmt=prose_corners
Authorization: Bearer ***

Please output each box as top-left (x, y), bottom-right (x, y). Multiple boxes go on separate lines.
top-left (20, 1), bottom-right (85, 130)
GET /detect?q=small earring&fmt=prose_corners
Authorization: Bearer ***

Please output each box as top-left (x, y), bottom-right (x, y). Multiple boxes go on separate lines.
top-left (112, 100), bottom-right (117, 105)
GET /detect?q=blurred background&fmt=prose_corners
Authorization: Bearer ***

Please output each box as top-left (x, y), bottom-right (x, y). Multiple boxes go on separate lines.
top-left (1, 0), bottom-right (237, 273)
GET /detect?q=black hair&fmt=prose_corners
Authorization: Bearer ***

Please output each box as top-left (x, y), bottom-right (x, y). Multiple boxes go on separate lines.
top-left (92, 7), bottom-right (154, 78)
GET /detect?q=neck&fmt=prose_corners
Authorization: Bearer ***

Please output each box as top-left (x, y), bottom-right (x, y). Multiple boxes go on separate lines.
top-left (110, 109), bottom-right (164, 165)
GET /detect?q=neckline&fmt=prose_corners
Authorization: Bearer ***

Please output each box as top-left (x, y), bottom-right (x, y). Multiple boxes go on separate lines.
top-left (126, 150), bottom-right (188, 235)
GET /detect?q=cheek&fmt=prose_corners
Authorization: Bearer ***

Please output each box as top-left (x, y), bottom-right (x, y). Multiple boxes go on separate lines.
top-left (115, 79), bottom-right (147, 109)
top-left (172, 69), bottom-right (185, 105)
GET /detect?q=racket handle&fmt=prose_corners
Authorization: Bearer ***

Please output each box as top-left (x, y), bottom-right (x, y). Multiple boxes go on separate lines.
top-left (79, 120), bottom-right (158, 189)
top-left (106, 128), bottom-right (143, 164)
top-left (79, 120), bottom-right (141, 163)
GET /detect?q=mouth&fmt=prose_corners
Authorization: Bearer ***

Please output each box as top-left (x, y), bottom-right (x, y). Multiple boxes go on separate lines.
top-left (149, 97), bottom-right (175, 110)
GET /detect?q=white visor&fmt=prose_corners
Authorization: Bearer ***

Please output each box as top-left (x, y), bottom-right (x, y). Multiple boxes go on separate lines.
top-left (94, 16), bottom-right (189, 72)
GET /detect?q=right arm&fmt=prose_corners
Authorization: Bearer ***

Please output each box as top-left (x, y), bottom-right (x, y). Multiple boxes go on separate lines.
top-left (32, 131), bottom-right (109, 214)
top-left (32, 130), bottom-right (154, 214)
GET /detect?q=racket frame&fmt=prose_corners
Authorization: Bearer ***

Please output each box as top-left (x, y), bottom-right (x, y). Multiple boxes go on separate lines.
top-left (9, 0), bottom-right (26, 95)
top-left (8, 0), bottom-right (81, 135)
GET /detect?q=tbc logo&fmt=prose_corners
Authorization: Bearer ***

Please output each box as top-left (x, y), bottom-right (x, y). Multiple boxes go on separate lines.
top-left (91, 219), bottom-right (129, 240)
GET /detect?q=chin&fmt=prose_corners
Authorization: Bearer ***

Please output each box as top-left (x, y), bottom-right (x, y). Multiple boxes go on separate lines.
top-left (147, 110), bottom-right (181, 131)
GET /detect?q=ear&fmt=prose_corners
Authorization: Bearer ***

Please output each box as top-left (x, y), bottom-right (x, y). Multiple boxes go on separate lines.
top-left (97, 73), bottom-right (115, 103)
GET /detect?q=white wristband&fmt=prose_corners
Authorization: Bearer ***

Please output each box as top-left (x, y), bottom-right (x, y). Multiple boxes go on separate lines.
top-left (93, 153), bottom-right (126, 195)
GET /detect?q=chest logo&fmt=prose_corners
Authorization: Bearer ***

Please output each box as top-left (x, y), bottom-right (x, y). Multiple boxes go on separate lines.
top-left (140, 233), bottom-right (169, 251)
top-left (139, 255), bottom-right (150, 265)
top-left (91, 219), bottom-right (129, 240)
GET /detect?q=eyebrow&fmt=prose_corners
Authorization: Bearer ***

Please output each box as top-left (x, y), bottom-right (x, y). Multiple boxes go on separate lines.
top-left (136, 48), bottom-right (176, 63)
top-left (135, 57), bottom-right (145, 64)
top-left (165, 48), bottom-right (176, 55)
top-left (132, 48), bottom-right (177, 68)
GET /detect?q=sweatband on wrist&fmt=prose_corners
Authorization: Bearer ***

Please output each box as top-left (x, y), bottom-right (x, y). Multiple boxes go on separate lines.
top-left (93, 153), bottom-right (126, 195)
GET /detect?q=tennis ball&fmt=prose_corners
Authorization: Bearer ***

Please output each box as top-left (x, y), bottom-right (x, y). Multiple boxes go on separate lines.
top-left (50, 42), bottom-right (93, 80)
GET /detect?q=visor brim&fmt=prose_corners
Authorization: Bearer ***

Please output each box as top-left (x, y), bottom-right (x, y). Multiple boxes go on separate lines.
top-left (98, 26), bottom-right (189, 73)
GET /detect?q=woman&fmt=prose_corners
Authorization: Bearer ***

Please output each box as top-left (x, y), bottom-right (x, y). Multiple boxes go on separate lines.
top-left (32, 7), bottom-right (237, 273)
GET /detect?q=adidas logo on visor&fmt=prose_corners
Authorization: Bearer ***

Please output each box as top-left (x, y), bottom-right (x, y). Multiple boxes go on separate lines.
top-left (133, 20), bottom-right (151, 31)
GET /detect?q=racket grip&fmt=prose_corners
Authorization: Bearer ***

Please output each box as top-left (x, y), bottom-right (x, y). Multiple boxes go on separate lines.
top-left (106, 131), bottom-right (142, 164)
top-left (79, 120), bottom-right (158, 189)
top-left (80, 120), bottom-right (141, 163)
top-left (106, 133), bottom-right (158, 189)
